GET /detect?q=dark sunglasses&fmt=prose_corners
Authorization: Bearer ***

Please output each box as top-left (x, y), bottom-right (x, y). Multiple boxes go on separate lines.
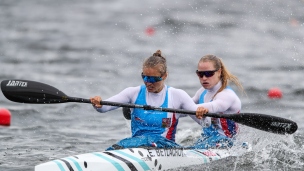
top-left (196, 69), bottom-right (218, 78)
top-left (141, 73), bottom-right (163, 83)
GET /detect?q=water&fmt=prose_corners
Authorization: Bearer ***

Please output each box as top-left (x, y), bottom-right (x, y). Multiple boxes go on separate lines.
top-left (1, 0), bottom-right (304, 170)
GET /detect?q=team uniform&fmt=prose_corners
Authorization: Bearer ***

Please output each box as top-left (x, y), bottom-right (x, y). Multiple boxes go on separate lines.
top-left (94, 85), bottom-right (198, 150)
top-left (190, 81), bottom-right (241, 149)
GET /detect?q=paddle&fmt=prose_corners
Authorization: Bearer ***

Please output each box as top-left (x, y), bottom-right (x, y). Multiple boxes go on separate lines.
top-left (1, 79), bottom-right (298, 135)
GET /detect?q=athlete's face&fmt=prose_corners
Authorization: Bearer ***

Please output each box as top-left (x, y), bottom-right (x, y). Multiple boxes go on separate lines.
top-left (197, 61), bottom-right (221, 89)
top-left (142, 67), bottom-right (167, 93)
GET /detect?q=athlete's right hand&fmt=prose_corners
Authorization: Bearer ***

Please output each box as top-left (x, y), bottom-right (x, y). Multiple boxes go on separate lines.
top-left (90, 96), bottom-right (102, 108)
top-left (196, 106), bottom-right (208, 119)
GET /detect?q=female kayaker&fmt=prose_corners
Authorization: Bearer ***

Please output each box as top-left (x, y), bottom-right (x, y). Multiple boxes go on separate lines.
top-left (190, 54), bottom-right (244, 149)
top-left (90, 50), bottom-right (207, 150)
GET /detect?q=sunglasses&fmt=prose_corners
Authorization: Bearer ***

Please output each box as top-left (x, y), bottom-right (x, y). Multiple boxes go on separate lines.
top-left (196, 69), bottom-right (218, 78)
top-left (141, 73), bottom-right (163, 83)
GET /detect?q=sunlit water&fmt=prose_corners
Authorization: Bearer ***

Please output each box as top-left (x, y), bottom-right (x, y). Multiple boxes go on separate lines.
top-left (1, 0), bottom-right (304, 170)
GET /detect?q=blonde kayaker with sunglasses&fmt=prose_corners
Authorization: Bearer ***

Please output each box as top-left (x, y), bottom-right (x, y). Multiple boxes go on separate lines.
top-left (190, 54), bottom-right (244, 149)
top-left (90, 50), bottom-right (207, 150)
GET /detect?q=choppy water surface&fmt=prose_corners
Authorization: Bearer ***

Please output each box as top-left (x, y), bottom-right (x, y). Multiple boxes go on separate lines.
top-left (1, 0), bottom-right (304, 170)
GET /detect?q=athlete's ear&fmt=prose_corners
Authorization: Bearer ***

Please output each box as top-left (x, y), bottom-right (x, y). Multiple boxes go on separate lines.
top-left (162, 72), bottom-right (168, 80)
top-left (217, 68), bottom-right (222, 79)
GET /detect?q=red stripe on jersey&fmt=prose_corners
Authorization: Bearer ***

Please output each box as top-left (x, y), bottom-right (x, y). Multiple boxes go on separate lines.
top-left (220, 118), bottom-right (232, 138)
top-left (166, 113), bottom-right (177, 141)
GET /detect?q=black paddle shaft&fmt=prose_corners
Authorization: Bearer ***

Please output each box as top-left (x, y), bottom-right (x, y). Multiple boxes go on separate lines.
top-left (1, 79), bottom-right (298, 134)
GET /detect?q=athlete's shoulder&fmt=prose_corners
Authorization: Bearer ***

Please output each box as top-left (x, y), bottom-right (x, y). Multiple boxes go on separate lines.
top-left (167, 86), bottom-right (187, 94)
top-left (122, 86), bottom-right (141, 93)
top-left (217, 87), bottom-right (240, 98)
top-left (222, 87), bottom-right (237, 94)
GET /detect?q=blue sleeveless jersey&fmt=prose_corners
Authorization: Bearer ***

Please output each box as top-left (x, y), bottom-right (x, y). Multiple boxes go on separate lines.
top-left (131, 85), bottom-right (178, 141)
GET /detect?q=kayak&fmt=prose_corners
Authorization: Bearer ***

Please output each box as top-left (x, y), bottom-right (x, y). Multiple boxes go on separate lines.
top-left (35, 144), bottom-right (251, 171)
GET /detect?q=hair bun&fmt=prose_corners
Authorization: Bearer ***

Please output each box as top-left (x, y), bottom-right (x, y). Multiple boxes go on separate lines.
top-left (153, 50), bottom-right (162, 57)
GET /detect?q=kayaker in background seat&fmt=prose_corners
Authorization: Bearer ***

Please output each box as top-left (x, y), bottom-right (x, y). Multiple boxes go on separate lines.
top-left (90, 50), bottom-right (208, 150)
top-left (189, 54), bottom-right (245, 149)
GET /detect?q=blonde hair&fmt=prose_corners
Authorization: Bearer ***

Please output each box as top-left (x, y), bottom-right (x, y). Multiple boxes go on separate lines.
top-left (199, 54), bottom-right (245, 97)
top-left (143, 50), bottom-right (167, 75)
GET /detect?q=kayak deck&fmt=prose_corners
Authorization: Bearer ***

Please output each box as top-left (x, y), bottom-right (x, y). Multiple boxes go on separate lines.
top-left (35, 146), bottom-right (251, 171)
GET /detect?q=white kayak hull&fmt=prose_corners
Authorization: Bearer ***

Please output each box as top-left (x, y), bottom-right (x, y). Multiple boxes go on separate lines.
top-left (35, 146), bottom-right (250, 171)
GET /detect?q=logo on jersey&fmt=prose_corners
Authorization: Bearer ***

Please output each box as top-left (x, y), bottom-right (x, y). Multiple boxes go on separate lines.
top-left (162, 118), bottom-right (171, 128)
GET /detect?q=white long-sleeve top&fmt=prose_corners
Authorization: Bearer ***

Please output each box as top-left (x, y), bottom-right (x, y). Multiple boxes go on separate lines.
top-left (190, 82), bottom-right (241, 137)
top-left (95, 85), bottom-right (198, 113)
top-left (93, 85), bottom-right (199, 141)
